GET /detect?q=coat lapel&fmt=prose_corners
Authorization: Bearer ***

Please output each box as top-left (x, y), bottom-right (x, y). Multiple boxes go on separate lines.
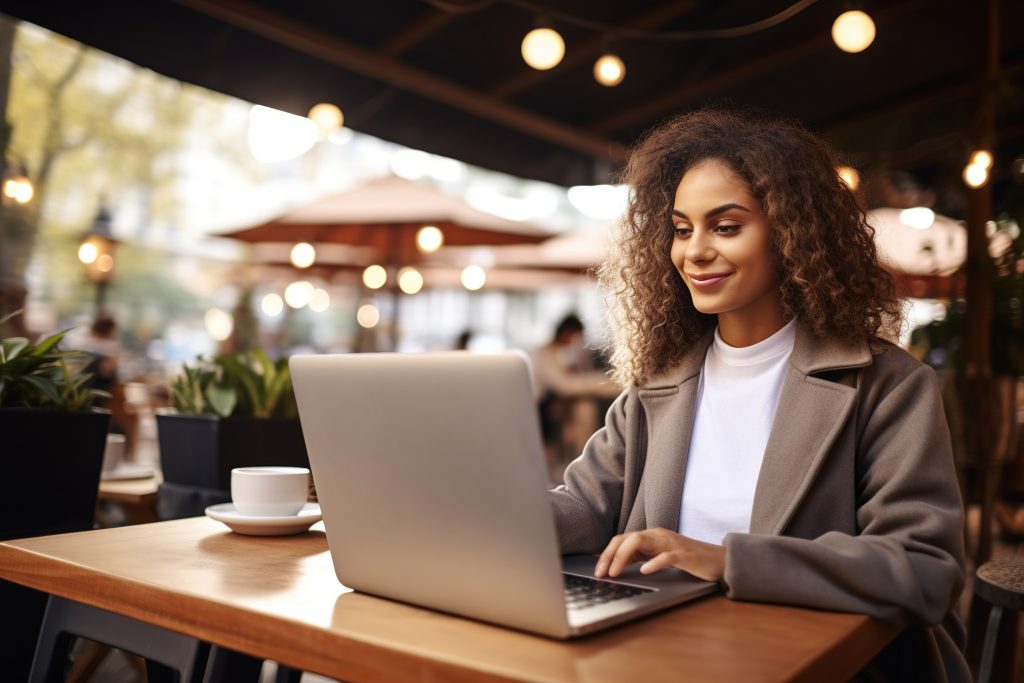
top-left (748, 328), bottom-right (871, 534)
top-left (637, 331), bottom-right (713, 532)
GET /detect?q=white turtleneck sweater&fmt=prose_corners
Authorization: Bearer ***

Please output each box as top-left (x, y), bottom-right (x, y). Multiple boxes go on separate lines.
top-left (678, 320), bottom-right (797, 544)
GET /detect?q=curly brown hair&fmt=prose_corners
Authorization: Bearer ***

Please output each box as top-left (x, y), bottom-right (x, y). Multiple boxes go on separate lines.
top-left (599, 109), bottom-right (901, 386)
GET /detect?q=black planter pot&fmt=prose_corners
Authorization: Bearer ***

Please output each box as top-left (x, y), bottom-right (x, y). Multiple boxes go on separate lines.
top-left (0, 407), bottom-right (110, 681)
top-left (156, 413), bottom-right (309, 491)
top-left (0, 408), bottom-right (110, 540)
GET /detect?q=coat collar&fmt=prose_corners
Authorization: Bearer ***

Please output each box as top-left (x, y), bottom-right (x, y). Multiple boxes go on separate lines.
top-left (636, 322), bottom-right (873, 536)
top-left (639, 323), bottom-right (872, 390)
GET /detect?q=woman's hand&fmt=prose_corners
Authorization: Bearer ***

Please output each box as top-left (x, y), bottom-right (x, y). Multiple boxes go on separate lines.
top-left (594, 528), bottom-right (726, 584)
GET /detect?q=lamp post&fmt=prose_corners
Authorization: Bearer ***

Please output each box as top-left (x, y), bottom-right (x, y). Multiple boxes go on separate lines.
top-left (77, 206), bottom-right (117, 316)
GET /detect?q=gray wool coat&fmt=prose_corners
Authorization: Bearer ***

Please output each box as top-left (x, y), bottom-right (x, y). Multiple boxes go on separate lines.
top-left (549, 325), bottom-right (970, 682)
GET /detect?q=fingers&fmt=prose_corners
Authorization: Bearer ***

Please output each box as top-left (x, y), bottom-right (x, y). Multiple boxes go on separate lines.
top-left (594, 529), bottom-right (670, 578)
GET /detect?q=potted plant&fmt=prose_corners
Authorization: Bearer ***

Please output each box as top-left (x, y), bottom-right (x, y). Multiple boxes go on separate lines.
top-left (155, 348), bottom-right (308, 516)
top-left (0, 310), bottom-right (110, 680)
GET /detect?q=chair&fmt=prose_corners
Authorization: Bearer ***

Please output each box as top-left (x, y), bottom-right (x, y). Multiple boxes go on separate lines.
top-left (29, 597), bottom-right (210, 683)
top-left (972, 557), bottom-right (1024, 683)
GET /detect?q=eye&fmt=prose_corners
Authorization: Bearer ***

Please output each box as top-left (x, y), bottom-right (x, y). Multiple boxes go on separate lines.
top-left (714, 223), bottom-right (741, 235)
top-left (672, 224), bottom-right (692, 239)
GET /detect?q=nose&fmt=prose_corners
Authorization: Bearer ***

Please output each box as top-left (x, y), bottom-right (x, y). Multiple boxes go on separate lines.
top-left (685, 228), bottom-right (715, 264)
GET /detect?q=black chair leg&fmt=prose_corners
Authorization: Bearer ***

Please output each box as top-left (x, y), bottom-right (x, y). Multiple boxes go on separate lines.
top-left (276, 664), bottom-right (304, 683)
top-left (977, 604), bottom-right (1003, 683)
top-left (29, 597), bottom-right (210, 683)
top-left (202, 645), bottom-right (264, 683)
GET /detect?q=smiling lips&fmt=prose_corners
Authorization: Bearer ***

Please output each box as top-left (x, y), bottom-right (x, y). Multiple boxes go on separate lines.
top-left (687, 272), bottom-right (732, 288)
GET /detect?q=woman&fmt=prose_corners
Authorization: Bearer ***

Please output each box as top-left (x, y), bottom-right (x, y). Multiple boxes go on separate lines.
top-left (549, 110), bottom-right (968, 682)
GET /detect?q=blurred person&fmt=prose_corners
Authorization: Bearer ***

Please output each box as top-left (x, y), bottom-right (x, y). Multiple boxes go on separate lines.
top-left (549, 110), bottom-right (968, 681)
top-left (531, 313), bottom-right (619, 481)
top-left (78, 313), bottom-right (121, 405)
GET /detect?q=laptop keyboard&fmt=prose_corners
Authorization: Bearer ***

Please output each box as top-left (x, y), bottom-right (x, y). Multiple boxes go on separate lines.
top-left (563, 573), bottom-right (653, 610)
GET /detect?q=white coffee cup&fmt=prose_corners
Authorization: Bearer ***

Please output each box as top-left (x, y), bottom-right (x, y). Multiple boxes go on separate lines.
top-left (102, 433), bottom-right (126, 472)
top-left (231, 466), bottom-right (309, 517)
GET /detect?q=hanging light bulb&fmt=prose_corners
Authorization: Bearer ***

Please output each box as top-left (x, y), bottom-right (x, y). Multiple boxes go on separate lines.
top-left (398, 267), bottom-right (424, 295)
top-left (594, 53), bottom-right (626, 87)
top-left (521, 26), bottom-right (565, 71)
top-left (832, 10), bottom-right (876, 53)
top-left (460, 265), bottom-right (487, 291)
top-left (836, 166), bottom-right (860, 191)
top-left (356, 303), bottom-right (380, 328)
top-left (261, 293), bottom-right (284, 317)
top-left (307, 103), bottom-right (344, 138)
top-left (416, 225), bottom-right (444, 253)
top-left (290, 242), bottom-right (316, 268)
top-left (970, 149), bottom-right (993, 170)
top-left (362, 264), bottom-right (387, 289)
top-left (963, 162), bottom-right (989, 189)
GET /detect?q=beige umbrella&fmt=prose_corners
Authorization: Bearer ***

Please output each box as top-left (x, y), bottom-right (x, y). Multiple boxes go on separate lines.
top-left (218, 175), bottom-right (552, 267)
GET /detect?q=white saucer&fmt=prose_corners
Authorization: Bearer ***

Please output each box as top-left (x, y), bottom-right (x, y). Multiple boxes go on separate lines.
top-left (101, 464), bottom-right (156, 481)
top-left (205, 502), bottom-right (322, 536)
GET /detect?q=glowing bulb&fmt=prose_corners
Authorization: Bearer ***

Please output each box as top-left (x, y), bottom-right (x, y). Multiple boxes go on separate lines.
top-left (308, 288), bottom-right (330, 312)
top-left (970, 150), bottom-right (993, 170)
top-left (899, 207), bottom-right (935, 231)
top-left (593, 53), bottom-right (625, 87)
top-left (832, 10), bottom-right (875, 53)
top-left (3, 179), bottom-right (16, 198)
top-left (204, 308), bottom-right (234, 342)
top-left (14, 182), bottom-right (33, 203)
top-left (284, 280), bottom-right (314, 308)
top-left (460, 265), bottom-right (486, 291)
top-left (963, 163), bottom-right (988, 189)
top-left (398, 267), bottom-right (424, 295)
top-left (261, 293), bottom-right (284, 317)
top-left (521, 27), bottom-right (565, 70)
top-left (78, 242), bottom-right (98, 265)
top-left (362, 264), bottom-right (387, 289)
top-left (290, 242), bottom-right (316, 268)
top-left (96, 254), bottom-right (114, 273)
top-left (416, 225), bottom-right (444, 253)
top-left (837, 166), bottom-right (860, 191)
top-left (356, 304), bottom-right (380, 328)
top-left (307, 103), bottom-right (344, 137)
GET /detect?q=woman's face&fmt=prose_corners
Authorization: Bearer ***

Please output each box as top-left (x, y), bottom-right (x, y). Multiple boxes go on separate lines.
top-left (669, 159), bottom-right (786, 345)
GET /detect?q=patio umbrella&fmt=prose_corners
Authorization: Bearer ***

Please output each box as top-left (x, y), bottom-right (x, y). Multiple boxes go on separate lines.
top-left (217, 175), bottom-right (552, 268)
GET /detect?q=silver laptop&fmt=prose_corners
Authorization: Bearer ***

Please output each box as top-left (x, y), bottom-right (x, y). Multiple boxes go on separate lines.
top-left (290, 351), bottom-right (717, 638)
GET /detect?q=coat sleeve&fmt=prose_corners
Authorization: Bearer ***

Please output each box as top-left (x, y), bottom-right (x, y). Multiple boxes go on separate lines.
top-left (722, 364), bottom-right (965, 626)
top-left (547, 390), bottom-right (631, 554)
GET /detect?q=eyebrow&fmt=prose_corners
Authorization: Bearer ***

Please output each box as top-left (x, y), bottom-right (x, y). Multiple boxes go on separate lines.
top-left (671, 202), bottom-right (751, 221)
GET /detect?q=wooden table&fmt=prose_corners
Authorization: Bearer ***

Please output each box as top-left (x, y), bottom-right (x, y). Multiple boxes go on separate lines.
top-left (0, 518), bottom-right (899, 683)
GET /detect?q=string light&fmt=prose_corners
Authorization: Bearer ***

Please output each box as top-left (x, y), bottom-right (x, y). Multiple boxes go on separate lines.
top-left (363, 264), bottom-right (387, 289)
top-left (461, 265), bottom-right (487, 291)
top-left (521, 27), bottom-right (565, 70)
top-left (261, 293), bottom-right (284, 317)
top-left (416, 225), bottom-right (444, 253)
top-left (284, 280), bottom-right (315, 308)
top-left (307, 103), bottom-right (344, 137)
top-left (963, 162), bottom-right (988, 189)
top-left (398, 267), bottom-right (424, 295)
top-left (832, 10), bottom-right (875, 53)
top-left (970, 150), bottom-right (993, 170)
top-left (356, 304), bottom-right (380, 328)
top-left (593, 53), bottom-right (626, 86)
top-left (836, 166), bottom-right (860, 191)
top-left (290, 242), bottom-right (316, 268)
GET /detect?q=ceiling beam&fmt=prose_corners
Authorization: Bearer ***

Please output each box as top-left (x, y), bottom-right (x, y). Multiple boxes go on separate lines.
top-left (379, 8), bottom-right (456, 57)
top-left (589, 0), bottom-right (926, 136)
top-left (487, 0), bottom-right (698, 101)
top-left (175, 0), bottom-right (626, 161)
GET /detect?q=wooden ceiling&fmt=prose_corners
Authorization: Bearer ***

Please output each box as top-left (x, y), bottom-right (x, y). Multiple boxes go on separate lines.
top-left (1, 0), bottom-right (1022, 206)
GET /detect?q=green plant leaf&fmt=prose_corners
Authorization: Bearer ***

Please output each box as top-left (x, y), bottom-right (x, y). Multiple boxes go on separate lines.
top-left (20, 374), bottom-right (62, 404)
top-left (29, 328), bottom-right (74, 356)
top-left (205, 385), bottom-right (237, 418)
